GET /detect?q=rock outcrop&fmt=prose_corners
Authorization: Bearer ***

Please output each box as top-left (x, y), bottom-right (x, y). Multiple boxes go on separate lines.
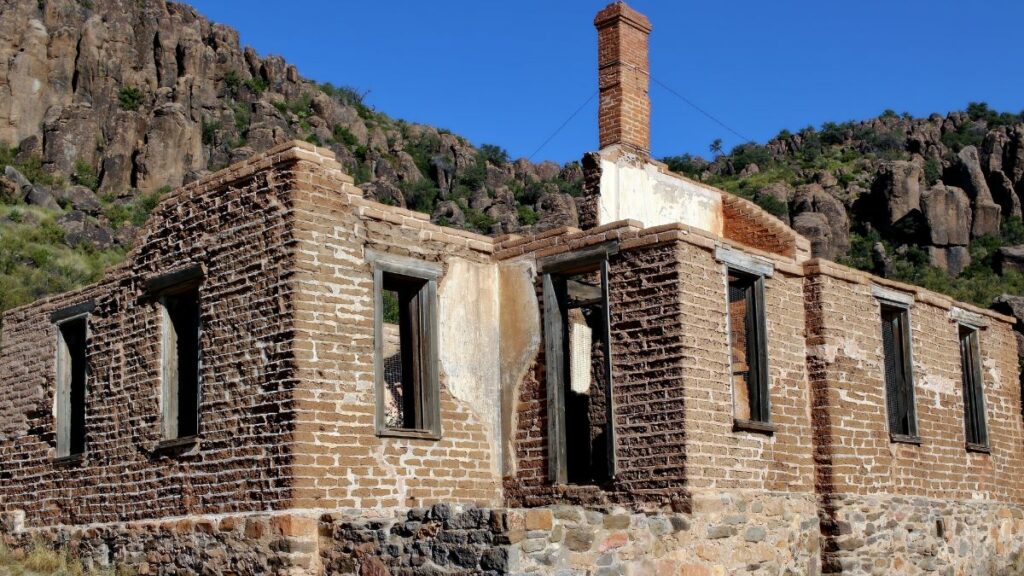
top-left (0, 0), bottom-right (583, 238)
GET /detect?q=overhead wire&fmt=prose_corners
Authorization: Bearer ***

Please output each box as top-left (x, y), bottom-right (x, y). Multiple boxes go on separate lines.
top-left (525, 61), bottom-right (754, 160)
top-left (527, 89), bottom-right (599, 161)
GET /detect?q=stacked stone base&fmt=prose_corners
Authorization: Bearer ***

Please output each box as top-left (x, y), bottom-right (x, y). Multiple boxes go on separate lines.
top-left (4, 493), bottom-right (1024, 575)
top-left (0, 511), bottom-right (320, 576)
top-left (822, 494), bottom-right (1024, 576)
top-left (318, 492), bottom-right (819, 576)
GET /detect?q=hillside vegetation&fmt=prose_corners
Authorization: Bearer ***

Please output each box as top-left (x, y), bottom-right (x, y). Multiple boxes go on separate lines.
top-left (664, 103), bottom-right (1024, 307)
top-left (2, 0), bottom-right (1023, 313)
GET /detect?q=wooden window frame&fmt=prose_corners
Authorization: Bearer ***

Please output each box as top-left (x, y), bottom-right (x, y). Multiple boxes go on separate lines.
top-left (368, 250), bottom-right (442, 440)
top-left (878, 300), bottom-right (919, 443)
top-left (958, 323), bottom-right (989, 452)
top-left (145, 265), bottom-right (204, 447)
top-left (52, 301), bottom-right (94, 463)
top-left (539, 241), bottom-right (618, 485)
top-left (725, 268), bottom-right (772, 431)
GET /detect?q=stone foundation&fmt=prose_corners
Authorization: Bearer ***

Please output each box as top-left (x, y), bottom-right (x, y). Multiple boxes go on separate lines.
top-left (317, 492), bottom-right (819, 576)
top-left (6, 494), bottom-right (1024, 575)
top-left (821, 494), bottom-right (1024, 576)
top-left (0, 511), bottom-right (320, 576)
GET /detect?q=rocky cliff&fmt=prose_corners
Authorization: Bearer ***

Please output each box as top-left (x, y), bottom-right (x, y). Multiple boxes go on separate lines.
top-left (0, 0), bottom-right (585, 312)
top-left (0, 0), bottom-right (582, 228)
top-left (669, 106), bottom-right (1024, 306)
top-left (2, 0), bottom-right (1024, 315)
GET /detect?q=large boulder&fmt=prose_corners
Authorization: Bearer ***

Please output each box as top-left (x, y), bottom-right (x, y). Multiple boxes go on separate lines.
top-left (134, 102), bottom-right (203, 191)
top-left (1006, 128), bottom-right (1024, 186)
top-left (791, 183), bottom-right (850, 258)
top-left (359, 180), bottom-right (405, 208)
top-left (988, 170), bottom-right (1022, 219)
top-left (928, 246), bottom-right (971, 277)
top-left (982, 129), bottom-right (1010, 174)
top-left (756, 182), bottom-right (794, 204)
top-left (791, 212), bottom-right (835, 259)
top-left (431, 200), bottom-right (465, 227)
top-left (54, 185), bottom-right (103, 215)
top-left (956, 146), bottom-right (1001, 237)
top-left (997, 246), bottom-right (1024, 275)
top-left (921, 184), bottom-right (971, 246)
top-left (485, 202), bottom-right (519, 235)
top-left (972, 202), bottom-right (1002, 238)
top-left (4, 165), bottom-right (59, 210)
top-left (535, 192), bottom-right (579, 231)
top-left (992, 296), bottom-right (1024, 367)
top-left (873, 161), bottom-right (922, 226)
top-left (57, 211), bottom-right (113, 250)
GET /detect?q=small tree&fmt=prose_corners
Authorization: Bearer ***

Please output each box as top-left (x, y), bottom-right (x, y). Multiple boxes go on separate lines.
top-left (478, 144), bottom-right (510, 166)
top-left (118, 86), bottom-right (143, 111)
top-left (709, 138), bottom-right (723, 156)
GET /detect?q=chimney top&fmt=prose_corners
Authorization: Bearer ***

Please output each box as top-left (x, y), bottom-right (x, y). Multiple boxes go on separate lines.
top-left (594, 2), bottom-right (652, 157)
top-left (594, 2), bottom-right (652, 33)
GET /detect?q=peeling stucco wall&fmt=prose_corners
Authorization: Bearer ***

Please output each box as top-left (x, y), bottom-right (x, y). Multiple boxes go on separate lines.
top-left (438, 258), bottom-right (503, 477)
top-left (496, 260), bottom-right (541, 476)
top-left (597, 150), bottom-right (723, 234)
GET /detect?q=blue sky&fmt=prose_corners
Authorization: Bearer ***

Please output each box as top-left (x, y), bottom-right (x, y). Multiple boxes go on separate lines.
top-left (184, 1), bottom-right (1024, 165)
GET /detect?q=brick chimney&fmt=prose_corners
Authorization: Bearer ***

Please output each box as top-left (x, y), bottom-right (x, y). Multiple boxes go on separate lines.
top-left (594, 2), bottom-right (652, 157)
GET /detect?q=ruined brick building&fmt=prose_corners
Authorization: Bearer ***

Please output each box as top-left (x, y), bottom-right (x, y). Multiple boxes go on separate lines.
top-left (2, 3), bottom-right (1023, 575)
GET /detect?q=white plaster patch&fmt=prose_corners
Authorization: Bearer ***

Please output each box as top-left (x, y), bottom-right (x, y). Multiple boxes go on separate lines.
top-left (597, 155), bottom-right (723, 234)
top-left (807, 343), bottom-right (839, 364)
top-left (984, 357), bottom-right (1002, 390)
top-left (437, 258), bottom-right (502, 476)
top-left (839, 337), bottom-right (869, 362)
top-left (918, 372), bottom-right (958, 408)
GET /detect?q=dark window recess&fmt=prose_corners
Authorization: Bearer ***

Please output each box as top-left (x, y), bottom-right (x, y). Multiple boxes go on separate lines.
top-left (880, 306), bottom-right (917, 437)
top-left (162, 289), bottom-right (200, 439)
top-left (381, 274), bottom-right (429, 431)
top-left (959, 325), bottom-right (988, 448)
top-left (56, 317), bottom-right (88, 457)
top-left (543, 260), bottom-right (614, 486)
top-left (728, 271), bottom-right (769, 424)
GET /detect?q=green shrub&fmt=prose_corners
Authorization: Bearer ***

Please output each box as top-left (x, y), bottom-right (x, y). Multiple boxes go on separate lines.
top-left (201, 119), bottom-right (221, 146)
top-left (753, 193), bottom-right (788, 219)
top-left (224, 70), bottom-right (242, 96)
top-left (118, 86), bottom-right (143, 111)
top-left (662, 153), bottom-right (706, 177)
top-left (923, 158), bottom-right (942, 185)
top-left (941, 121), bottom-right (986, 152)
top-left (230, 100), bottom-right (251, 134)
top-left (244, 76), bottom-right (268, 93)
top-left (332, 125), bottom-right (358, 147)
top-left (464, 207), bottom-right (495, 234)
top-left (731, 143), bottom-right (772, 171)
top-left (280, 93), bottom-right (314, 119)
top-left (72, 159), bottom-right (99, 190)
top-left (400, 179), bottom-right (440, 214)
top-left (478, 144), bottom-right (509, 166)
top-left (517, 204), bottom-right (538, 225)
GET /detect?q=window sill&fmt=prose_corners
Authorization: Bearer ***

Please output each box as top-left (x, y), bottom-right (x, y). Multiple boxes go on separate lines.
top-left (155, 435), bottom-right (200, 452)
top-left (53, 453), bottom-right (84, 467)
top-left (890, 434), bottom-right (922, 445)
top-left (376, 428), bottom-right (442, 441)
top-left (966, 442), bottom-right (990, 454)
top-left (733, 419), bottom-right (775, 435)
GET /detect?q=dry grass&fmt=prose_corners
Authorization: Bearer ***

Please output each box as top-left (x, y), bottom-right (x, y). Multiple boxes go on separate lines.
top-left (0, 541), bottom-right (124, 576)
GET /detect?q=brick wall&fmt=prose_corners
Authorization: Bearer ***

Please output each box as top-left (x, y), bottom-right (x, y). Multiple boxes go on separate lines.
top-left (502, 221), bottom-right (815, 508)
top-left (285, 155), bottom-right (503, 511)
top-left (0, 143), bottom-right (311, 526)
top-left (721, 193), bottom-right (810, 260)
top-left (805, 261), bottom-right (1024, 502)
